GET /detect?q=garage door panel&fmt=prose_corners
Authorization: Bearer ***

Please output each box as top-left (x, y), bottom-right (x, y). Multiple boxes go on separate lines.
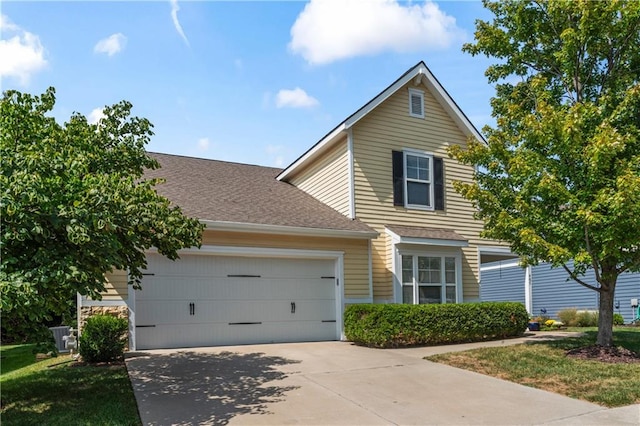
top-left (138, 277), bottom-right (335, 301)
top-left (136, 321), bottom-right (337, 350)
top-left (144, 256), bottom-right (335, 280)
top-left (138, 299), bottom-right (335, 325)
top-left (204, 299), bottom-right (336, 323)
top-left (136, 254), bottom-right (338, 349)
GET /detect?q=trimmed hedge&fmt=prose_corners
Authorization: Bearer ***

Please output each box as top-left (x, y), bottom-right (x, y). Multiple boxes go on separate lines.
top-left (344, 302), bottom-right (529, 348)
top-left (79, 315), bottom-right (128, 363)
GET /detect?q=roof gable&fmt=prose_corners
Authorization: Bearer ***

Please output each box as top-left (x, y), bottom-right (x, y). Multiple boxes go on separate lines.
top-left (277, 61), bottom-right (484, 181)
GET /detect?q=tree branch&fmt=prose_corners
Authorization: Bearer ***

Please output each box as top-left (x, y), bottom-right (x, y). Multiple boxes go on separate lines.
top-left (584, 225), bottom-right (601, 284)
top-left (562, 264), bottom-right (601, 291)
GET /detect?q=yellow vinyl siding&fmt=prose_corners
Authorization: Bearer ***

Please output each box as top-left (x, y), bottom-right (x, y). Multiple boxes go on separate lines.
top-left (202, 230), bottom-right (370, 298)
top-left (287, 138), bottom-right (351, 217)
top-left (101, 269), bottom-right (128, 300)
top-left (352, 83), bottom-right (492, 301)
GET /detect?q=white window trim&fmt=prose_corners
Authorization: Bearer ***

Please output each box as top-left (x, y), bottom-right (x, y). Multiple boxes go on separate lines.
top-left (408, 88), bottom-right (425, 118)
top-left (394, 247), bottom-right (463, 305)
top-left (403, 149), bottom-right (434, 211)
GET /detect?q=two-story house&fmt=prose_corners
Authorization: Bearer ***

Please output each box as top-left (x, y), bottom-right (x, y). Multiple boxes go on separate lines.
top-left (80, 61), bottom-right (513, 350)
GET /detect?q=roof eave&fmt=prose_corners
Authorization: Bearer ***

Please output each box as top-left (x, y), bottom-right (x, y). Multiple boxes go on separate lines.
top-left (385, 227), bottom-right (469, 248)
top-left (201, 220), bottom-right (378, 239)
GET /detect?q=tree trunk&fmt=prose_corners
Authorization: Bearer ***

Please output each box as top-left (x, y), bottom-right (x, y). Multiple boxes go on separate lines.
top-left (596, 282), bottom-right (616, 346)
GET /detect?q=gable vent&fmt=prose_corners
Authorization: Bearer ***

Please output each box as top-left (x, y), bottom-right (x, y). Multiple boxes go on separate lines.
top-left (408, 89), bottom-right (424, 118)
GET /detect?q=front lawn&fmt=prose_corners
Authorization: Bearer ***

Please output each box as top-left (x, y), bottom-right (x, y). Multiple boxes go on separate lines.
top-left (427, 328), bottom-right (640, 407)
top-left (1, 344), bottom-right (141, 425)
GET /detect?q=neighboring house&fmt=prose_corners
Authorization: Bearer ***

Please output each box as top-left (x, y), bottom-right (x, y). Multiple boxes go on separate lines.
top-left (79, 61), bottom-right (512, 350)
top-left (480, 260), bottom-right (640, 324)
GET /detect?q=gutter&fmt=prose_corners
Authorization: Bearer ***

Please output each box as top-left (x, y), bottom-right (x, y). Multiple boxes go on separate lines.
top-left (200, 220), bottom-right (378, 239)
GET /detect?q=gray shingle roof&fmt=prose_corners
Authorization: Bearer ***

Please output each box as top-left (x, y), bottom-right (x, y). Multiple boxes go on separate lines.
top-left (145, 152), bottom-right (375, 235)
top-left (386, 225), bottom-right (467, 242)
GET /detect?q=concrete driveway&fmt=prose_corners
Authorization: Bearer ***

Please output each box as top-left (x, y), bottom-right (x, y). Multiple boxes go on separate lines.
top-left (126, 338), bottom-right (640, 425)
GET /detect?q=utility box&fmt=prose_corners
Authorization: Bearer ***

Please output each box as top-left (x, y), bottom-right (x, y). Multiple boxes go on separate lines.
top-left (49, 326), bottom-right (71, 352)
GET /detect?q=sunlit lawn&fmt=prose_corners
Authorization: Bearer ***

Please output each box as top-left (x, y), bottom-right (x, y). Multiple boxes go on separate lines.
top-left (427, 328), bottom-right (640, 407)
top-left (1, 344), bottom-right (141, 426)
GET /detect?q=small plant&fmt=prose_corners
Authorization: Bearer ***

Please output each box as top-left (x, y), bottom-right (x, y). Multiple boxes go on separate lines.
top-left (576, 311), bottom-right (598, 327)
top-left (79, 315), bottom-right (128, 363)
top-left (558, 308), bottom-right (578, 327)
top-left (545, 319), bottom-right (556, 327)
top-left (613, 313), bottom-right (625, 326)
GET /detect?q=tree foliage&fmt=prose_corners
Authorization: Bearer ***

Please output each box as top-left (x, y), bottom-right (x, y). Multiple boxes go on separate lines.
top-left (449, 0), bottom-right (640, 346)
top-left (1, 88), bottom-right (204, 349)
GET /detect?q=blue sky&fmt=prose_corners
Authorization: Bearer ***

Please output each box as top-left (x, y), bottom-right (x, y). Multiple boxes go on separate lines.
top-left (1, 1), bottom-right (497, 168)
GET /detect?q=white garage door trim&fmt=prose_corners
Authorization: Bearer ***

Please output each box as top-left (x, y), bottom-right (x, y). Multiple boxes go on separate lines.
top-left (129, 245), bottom-right (345, 351)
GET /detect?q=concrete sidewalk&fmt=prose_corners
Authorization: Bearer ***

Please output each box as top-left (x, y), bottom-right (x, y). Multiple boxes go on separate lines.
top-left (126, 335), bottom-right (640, 425)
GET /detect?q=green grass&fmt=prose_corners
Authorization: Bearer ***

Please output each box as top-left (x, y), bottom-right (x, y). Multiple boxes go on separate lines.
top-left (427, 328), bottom-right (640, 407)
top-left (1, 344), bottom-right (141, 426)
top-left (0, 344), bottom-right (40, 375)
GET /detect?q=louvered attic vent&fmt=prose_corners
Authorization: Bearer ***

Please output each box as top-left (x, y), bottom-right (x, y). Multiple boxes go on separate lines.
top-left (408, 88), bottom-right (424, 118)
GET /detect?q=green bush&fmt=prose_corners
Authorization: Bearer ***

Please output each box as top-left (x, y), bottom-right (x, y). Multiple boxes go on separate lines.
top-left (344, 302), bottom-right (529, 348)
top-left (613, 313), bottom-right (625, 326)
top-left (576, 311), bottom-right (598, 327)
top-left (79, 315), bottom-right (128, 363)
top-left (557, 308), bottom-right (578, 326)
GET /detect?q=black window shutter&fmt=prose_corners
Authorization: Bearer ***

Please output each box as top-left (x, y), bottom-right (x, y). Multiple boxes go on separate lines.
top-left (392, 150), bottom-right (404, 206)
top-left (434, 156), bottom-right (444, 210)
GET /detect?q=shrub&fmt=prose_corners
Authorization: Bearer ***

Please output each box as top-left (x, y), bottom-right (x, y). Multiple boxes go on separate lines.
top-left (576, 311), bottom-right (598, 327)
top-left (557, 308), bottom-right (578, 327)
top-left (613, 313), bottom-right (625, 326)
top-left (344, 302), bottom-right (529, 348)
top-left (79, 315), bottom-right (128, 363)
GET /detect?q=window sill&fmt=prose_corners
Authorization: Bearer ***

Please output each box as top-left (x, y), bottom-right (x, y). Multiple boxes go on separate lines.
top-left (404, 204), bottom-right (435, 211)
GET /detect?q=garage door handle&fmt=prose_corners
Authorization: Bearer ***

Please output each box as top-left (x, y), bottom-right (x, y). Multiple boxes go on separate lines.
top-left (291, 302), bottom-right (296, 314)
top-left (189, 302), bottom-right (195, 316)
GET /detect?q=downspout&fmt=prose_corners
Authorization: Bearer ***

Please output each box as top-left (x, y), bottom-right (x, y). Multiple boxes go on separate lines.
top-left (524, 265), bottom-right (533, 315)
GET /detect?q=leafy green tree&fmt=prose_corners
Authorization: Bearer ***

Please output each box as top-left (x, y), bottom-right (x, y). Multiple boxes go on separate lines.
top-left (1, 88), bottom-right (204, 350)
top-left (449, 0), bottom-right (640, 346)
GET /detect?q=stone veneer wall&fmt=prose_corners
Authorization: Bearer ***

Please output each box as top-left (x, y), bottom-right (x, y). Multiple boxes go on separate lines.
top-left (79, 305), bottom-right (129, 349)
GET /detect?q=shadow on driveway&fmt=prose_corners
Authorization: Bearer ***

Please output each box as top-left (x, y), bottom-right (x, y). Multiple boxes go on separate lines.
top-left (126, 351), bottom-right (300, 425)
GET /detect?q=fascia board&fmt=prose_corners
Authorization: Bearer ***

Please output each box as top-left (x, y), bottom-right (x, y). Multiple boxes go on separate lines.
top-left (276, 123), bottom-right (346, 181)
top-left (200, 220), bottom-right (378, 239)
top-left (385, 227), bottom-right (469, 247)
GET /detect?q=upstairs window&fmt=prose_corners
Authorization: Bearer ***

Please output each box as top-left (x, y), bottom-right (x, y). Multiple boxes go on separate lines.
top-left (405, 153), bottom-right (431, 207)
top-left (408, 88), bottom-right (424, 118)
top-left (392, 150), bottom-right (445, 210)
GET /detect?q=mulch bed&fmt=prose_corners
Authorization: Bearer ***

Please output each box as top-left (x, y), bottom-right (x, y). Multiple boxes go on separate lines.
top-left (566, 345), bottom-right (640, 364)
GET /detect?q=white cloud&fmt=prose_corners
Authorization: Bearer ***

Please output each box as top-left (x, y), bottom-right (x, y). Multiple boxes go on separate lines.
top-left (275, 87), bottom-right (319, 109)
top-left (94, 33), bottom-right (126, 56)
top-left (170, 0), bottom-right (190, 47)
top-left (197, 137), bottom-right (210, 151)
top-left (273, 156), bottom-right (285, 167)
top-left (88, 108), bottom-right (106, 125)
top-left (265, 145), bottom-right (286, 167)
top-left (289, 0), bottom-right (464, 65)
top-left (0, 15), bottom-right (48, 85)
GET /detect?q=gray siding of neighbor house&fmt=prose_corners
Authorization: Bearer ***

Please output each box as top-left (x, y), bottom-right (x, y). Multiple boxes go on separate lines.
top-left (481, 260), bottom-right (640, 324)
top-left (531, 262), bottom-right (598, 318)
top-left (480, 262), bottom-right (525, 305)
top-left (613, 271), bottom-right (640, 323)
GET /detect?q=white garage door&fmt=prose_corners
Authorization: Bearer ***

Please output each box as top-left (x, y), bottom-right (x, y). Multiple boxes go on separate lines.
top-left (134, 253), bottom-right (338, 350)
